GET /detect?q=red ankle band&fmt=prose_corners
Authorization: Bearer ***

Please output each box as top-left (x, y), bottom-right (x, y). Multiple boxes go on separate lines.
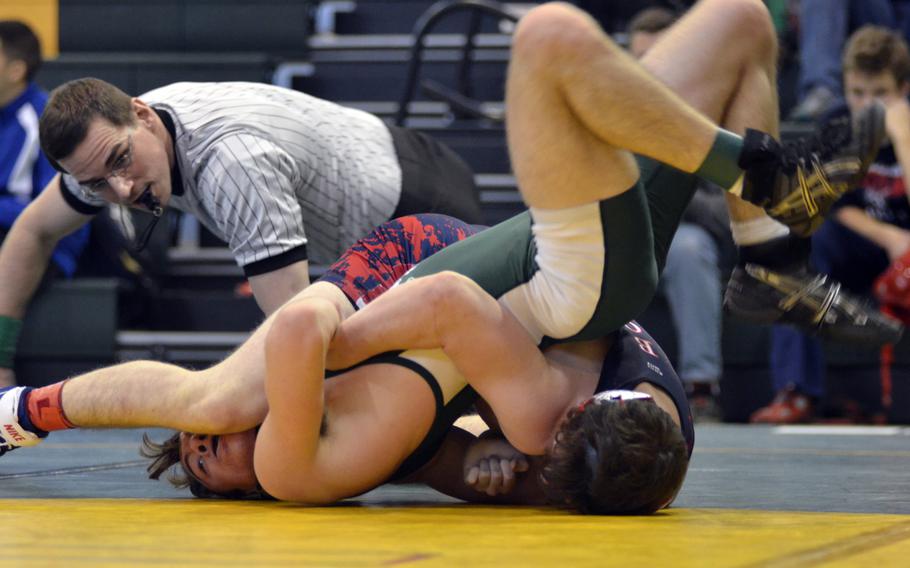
top-left (27, 381), bottom-right (74, 431)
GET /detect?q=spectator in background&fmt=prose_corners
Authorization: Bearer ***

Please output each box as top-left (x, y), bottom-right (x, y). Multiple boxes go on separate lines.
top-left (754, 25), bottom-right (910, 423)
top-left (789, 0), bottom-right (896, 121)
top-left (0, 21), bottom-right (88, 387)
top-left (628, 7), bottom-right (735, 420)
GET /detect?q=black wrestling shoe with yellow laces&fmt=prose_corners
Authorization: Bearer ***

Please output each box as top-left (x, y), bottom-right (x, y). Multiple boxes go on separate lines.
top-left (739, 102), bottom-right (886, 237)
top-left (724, 263), bottom-right (904, 347)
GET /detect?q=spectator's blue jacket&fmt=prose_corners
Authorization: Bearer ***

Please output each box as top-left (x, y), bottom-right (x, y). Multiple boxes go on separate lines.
top-left (0, 82), bottom-right (88, 276)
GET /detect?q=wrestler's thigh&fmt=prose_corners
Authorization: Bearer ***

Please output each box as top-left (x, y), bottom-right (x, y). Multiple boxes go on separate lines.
top-left (506, 75), bottom-right (639, 208)
top-left (639, 1), bottom-right (748, 122)
top-left (505, 4), bottom-right (640, 208)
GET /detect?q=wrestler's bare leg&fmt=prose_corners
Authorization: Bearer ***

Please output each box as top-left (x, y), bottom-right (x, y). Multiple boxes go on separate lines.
top-left (641, 0), bottom-right (778, 222)
top-left (506, 2), bottom-right (723, 210)
top-left (59, 282), bottom-right (353, 433)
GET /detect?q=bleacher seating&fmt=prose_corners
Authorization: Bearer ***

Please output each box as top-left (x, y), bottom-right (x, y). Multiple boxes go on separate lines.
top-left (37, 0), bottom-right (312, 96)
top-left (323, 0), bottom-right (514, 35)
top-left (58, 0), bottom-right (312, 53)
top-left (36, 52), bottom-right (276, 95)
top-left (16, 279), bottom-right (118, 387)
top-left (285, 49), bottom-right (508, 104)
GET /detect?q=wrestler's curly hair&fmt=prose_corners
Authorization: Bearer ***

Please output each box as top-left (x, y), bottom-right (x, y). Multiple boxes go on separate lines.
top-left (140, 432), bottom-right (271, 500)
top-left (539, 399), bottom-right (689, 515)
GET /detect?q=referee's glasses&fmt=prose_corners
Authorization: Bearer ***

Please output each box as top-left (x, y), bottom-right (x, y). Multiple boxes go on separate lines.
top-left (80, 133), bottom-right (134, 197)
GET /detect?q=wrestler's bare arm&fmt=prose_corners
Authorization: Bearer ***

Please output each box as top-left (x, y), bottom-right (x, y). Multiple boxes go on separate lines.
top-left (253, 295), bottom-right (433, 503)
top-left (254, 297), bottom-right (339, 502)
top-left (329, 271), bottom-right (571, 455)
top-left (326, 272), bottom-right (476, 366)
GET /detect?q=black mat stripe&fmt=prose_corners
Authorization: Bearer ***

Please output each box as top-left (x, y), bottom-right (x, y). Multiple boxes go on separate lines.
top-left (0, 460), bottom-right (147, 480)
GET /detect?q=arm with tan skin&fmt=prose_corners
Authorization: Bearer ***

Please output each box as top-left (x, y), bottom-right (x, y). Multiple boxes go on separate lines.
top-left (0, 176), bottom-right (93, 385)
top-left (248, 260), bottom-right (312, 315)
top-left (253, 296), bottom-right (341, 502)
top-left (60, 282), bottom-right (353, 433)
top-left (256, 290), bottom-right (455, 503)
top-left (884, 96), bottom-right (910, 202)
top-left (328, 271), bottom-right (574, 455)
top-left (835, 207), bottom-right (910, 261)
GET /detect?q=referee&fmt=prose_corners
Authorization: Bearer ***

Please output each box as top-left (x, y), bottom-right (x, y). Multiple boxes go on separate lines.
top-left (0, 78), bottom-right (481, 387)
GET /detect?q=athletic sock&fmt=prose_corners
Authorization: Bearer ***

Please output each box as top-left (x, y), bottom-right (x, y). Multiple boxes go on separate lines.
top-left (730, 216), bottom-right (790, 247)
top-left (694, 128), bottom-right (745, 190)
top-left (26, 381), bottom-right (74, 432)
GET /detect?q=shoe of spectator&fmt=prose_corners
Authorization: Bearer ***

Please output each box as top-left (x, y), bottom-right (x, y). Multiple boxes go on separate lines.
top-left (787, 85), bottom-right (838, 123)
top-left (0, 386), bottom-right (46, 456)
top-left (724, 263), bottom-right (904, 346)
top-left (739, 102), bottom-right (886, 237)
top-left (686, 381), bottom-right (722, 423)
top-left (750, 386), bottom-right (815, 424)
top-left (689, 394), bottom-right (722, 423)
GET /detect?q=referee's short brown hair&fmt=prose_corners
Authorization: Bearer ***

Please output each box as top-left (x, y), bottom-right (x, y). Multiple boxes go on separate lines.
top-left (39, 78), bottom-right (135, 172)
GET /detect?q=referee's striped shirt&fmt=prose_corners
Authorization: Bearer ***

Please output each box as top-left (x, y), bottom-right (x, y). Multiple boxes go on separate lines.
top-left (61, 82), bottom-right (402, 273)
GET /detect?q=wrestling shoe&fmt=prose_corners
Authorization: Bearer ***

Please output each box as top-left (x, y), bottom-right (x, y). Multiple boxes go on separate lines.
top-left (739, 102), bottom-right (886, 237)
top-left (685, 382), bottom-right (722, 423)
top-left (724, 263), bottom-right (904, 346)
top-left (0, 386), bottom-right (46, 456)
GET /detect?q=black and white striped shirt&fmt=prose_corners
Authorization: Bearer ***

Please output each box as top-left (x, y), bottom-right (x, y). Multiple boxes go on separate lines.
top-left (62, 82), bottom-right (402, 271)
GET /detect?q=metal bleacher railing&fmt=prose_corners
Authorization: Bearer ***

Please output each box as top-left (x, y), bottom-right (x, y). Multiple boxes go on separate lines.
top-left (394, 0), bottom-right (519, 126)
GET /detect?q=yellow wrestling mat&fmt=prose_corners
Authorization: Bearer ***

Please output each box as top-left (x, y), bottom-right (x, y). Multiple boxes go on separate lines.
top-left (1, 501), bottom-right (908, 567)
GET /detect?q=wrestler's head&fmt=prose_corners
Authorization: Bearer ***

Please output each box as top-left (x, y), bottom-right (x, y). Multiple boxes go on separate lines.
top-left (141, 429), bottom-right (268, 499)
top-left (539, 390), bottom-right (689, 515)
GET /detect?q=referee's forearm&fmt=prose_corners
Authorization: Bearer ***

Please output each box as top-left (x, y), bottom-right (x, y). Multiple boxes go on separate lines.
top-left (0, 219), bottom-right (56, 319)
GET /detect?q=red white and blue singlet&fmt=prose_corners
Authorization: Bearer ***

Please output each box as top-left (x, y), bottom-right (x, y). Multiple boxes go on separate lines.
top-left (319, 214), bottom-right (484, 308)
